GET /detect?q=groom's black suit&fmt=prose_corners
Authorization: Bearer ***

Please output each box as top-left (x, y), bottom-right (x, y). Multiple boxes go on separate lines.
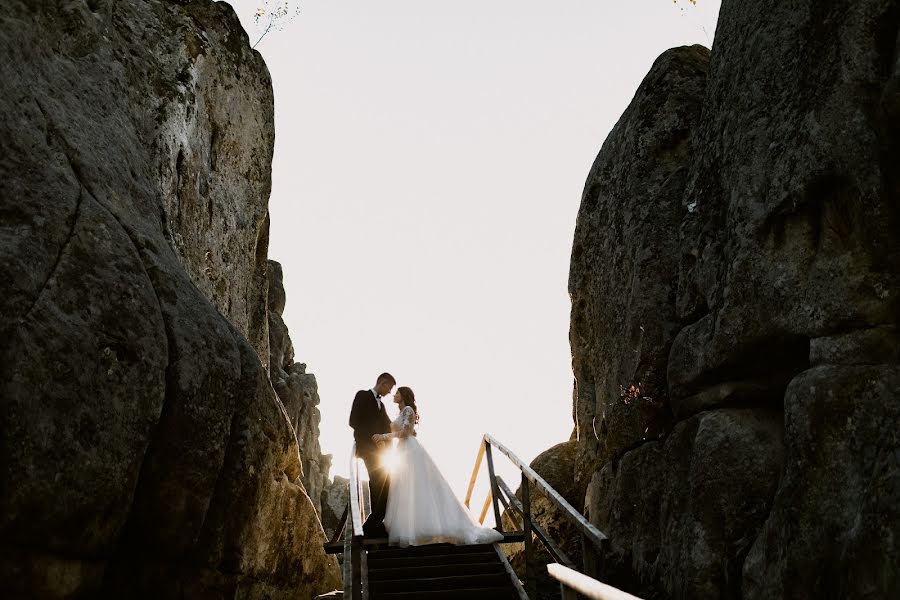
top-left (349, 389), bottom-right (392, 538)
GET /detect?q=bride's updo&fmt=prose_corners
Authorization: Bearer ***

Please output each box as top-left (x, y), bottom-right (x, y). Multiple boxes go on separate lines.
top-left (397, 386), bottom-right (419, 423)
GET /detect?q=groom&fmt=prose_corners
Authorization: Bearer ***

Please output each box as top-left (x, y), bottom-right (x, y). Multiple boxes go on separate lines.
top-left (348, 372), bottom-right (395, 538)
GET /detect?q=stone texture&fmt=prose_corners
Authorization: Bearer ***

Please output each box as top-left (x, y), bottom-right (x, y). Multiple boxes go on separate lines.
top-left (569, 1), bottom-right (900, 598)
top-left (743, 366), bottom-right (900, 599)
top-left (500, 441), bottom-right (586, 600)
top-left (321, 476), bottom-right (351, 541)
top-left (668, 0), bottom-right (900, 413)
top-left (585, 409), bottom-right (783, 599)
top-left (268, 259), bottom-right (333, 518)
top-left (569, 45), bottom-right (710, 481)
top-left (146, 0), bottom-right (273, 366)
top-left (0, 1), bottom-right (339, 597)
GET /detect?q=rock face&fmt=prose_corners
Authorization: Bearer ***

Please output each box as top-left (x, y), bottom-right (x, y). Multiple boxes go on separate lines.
top-left (500, 441), bottom-right (585, 600)
top-left (0, 1), bottom-right (339, 598)
top-left (569, 1), bottom-right (900, 598)
top-left (585, 409), bottom-right (784, 598)
top-left (321, 476), bottom-right (351, 540)
top-left (570, 45), bottom-right (710, 478)
top-left (268, 259), bottom-right (333, 518)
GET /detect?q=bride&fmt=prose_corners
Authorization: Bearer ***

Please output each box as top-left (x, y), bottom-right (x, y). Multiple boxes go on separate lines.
top-left (373, 387), bottom-right (504, 547)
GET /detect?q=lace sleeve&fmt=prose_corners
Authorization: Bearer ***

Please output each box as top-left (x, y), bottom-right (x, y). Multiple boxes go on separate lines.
top-left (375, 406), bottom-right (416, 443)
top-left (396, 406), bottom-right (416, 438)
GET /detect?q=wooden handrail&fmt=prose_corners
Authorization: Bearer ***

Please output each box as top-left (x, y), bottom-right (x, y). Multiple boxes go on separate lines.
top-left (547, 563), bottom-right (644, 600)
top-left (484, 434), bottom-right (608, 549)
top-left (464, 438), bottom-right (486, 508)
top-left (478, 492), bottom-right (493, 524)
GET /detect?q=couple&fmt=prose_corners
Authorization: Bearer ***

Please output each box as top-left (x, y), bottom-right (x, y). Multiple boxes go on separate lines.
top-left (348, 373), bottom-right (503, 547)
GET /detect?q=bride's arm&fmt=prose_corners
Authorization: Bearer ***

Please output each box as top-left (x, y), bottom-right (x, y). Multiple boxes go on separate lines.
top-left (374, 407), bottom-right (415, 442)
top-left (395, 406), bottom-right (416, 438)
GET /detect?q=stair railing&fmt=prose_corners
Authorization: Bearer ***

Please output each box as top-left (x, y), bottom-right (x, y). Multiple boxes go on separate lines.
top-left (465, 434), bottom-right (613, 599)
top-left (547, 563), bottom-right (643, 600)
top-left (341, 444), bottom-right (368, 600)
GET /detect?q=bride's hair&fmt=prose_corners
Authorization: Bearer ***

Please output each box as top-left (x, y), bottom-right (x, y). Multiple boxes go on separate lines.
top-left (397, 386), bottom-right (419, 423)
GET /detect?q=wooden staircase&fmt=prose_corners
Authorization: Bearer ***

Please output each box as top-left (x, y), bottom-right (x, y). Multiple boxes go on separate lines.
top-left (366, 542), bottom-right (520, 599)
top-left (328, 436), bottom-right (632, 599)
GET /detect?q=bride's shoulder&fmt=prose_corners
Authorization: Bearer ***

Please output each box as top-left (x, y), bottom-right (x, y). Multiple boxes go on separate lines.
top-left (401, 405), bottom-right (415, 415)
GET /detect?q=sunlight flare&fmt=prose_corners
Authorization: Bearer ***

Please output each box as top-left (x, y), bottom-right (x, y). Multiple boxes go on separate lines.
top-left (381, 439), bottom-right (399, 474)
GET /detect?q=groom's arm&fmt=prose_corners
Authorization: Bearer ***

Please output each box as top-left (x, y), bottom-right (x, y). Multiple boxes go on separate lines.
top-left (348, 390), bottom-right (370, 431)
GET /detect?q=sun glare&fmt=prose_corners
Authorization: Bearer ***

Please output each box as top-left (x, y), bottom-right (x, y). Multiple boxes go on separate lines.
top-left (381, 440), bottom-right (399, 474)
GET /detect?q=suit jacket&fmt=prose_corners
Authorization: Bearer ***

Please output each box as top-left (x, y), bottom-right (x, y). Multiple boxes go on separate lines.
top-left (349, 389), bottom-right (391, 457)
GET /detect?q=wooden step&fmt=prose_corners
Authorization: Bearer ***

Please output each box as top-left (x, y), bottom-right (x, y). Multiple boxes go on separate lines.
top-left (327, 532), bottom-right (522, 554)
top-left (371, 572), bottom-right (509, 594)
top-left (366, 551), bottom-right (498, 569)
top-left (373, 586), bottom-right (516, 599)
top-left (368, 542), bottom-right (494, 558)
top-left (369, 561), bottom-right (504, 581)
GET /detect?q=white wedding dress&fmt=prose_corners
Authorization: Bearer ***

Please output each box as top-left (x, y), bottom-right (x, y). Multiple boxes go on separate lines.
top-left (382, 406), bottom-right (504, 547)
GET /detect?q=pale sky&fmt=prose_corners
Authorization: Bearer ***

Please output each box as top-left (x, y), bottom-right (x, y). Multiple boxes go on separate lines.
top-left (232, 0), bottom-right (720, 521)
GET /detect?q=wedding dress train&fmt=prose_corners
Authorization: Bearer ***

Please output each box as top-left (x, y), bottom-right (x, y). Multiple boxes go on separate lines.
top-left (381, 406), bottom-right (503, 547)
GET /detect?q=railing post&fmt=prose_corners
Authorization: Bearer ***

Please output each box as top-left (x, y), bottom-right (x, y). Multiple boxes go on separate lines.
top-left (342, 515), bottom-right (353, 599)
top-left (484, 441), bottom-right (504, 531)
top-left (350, 534), bottom-right (362, 600)
top-left (358, 470), bottom-right (368, 526)
top-left (581, 531), bottom-right (601, 580)
top-left (522, 472), bottom-right (538, 600)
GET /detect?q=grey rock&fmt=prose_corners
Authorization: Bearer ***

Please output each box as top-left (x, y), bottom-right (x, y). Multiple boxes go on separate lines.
top-left (268, 259), bottom-right (333, 519)
top-left (669, 0), bottom-right (900, 403)
top-left (584, 409), bottom-right (783, 600)
top-left (320, 476), bottom-right (371, 541)
top-left (743, 366), bottom-right (900, 598)
top-left (809, 325), bottom-right (899, 366)
top-left (569, 0), bottom-right (900, 598)
top-left (0, 1), bottom-right (339, 597)
top-left (321, 476), bottom-right (351, 540)
top-left (569, 45), bottom-right (710, 482)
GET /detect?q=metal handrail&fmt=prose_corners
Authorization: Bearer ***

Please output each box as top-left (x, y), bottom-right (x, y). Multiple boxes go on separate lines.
top-left (349, 445), bottom-right (364, 537)
top-left (496, 476), bottom-right (576, 570)
top-left (343, 445), bottom-right (367, 600)
top-left (547, 563), bottom-right (644, 600)
top-left (465, 434), bottom-right (615, 599)
top-left (467, 434), bottom-right (609, 548)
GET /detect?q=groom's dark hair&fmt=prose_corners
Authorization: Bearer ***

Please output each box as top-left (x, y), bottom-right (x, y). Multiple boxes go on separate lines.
top-left (377, 372), bottom-right (396, 386)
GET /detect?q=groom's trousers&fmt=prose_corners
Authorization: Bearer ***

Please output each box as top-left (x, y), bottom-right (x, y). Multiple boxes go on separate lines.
top-left (360, 450), bottom-right (390, 536)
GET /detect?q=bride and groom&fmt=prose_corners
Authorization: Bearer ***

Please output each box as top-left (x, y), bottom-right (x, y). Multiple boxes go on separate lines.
top-left (348, 373), bottom-right (503, 547)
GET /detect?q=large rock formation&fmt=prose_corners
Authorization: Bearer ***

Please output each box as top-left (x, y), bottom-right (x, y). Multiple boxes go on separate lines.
top-left (0, 1), bottom-right (339, 598)
top-left (570, 1), bottom-right (900, 598)
top-left (570, 45), bottom-right (710, 477)
top-left (268, 259), bottom-right (333, 518)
